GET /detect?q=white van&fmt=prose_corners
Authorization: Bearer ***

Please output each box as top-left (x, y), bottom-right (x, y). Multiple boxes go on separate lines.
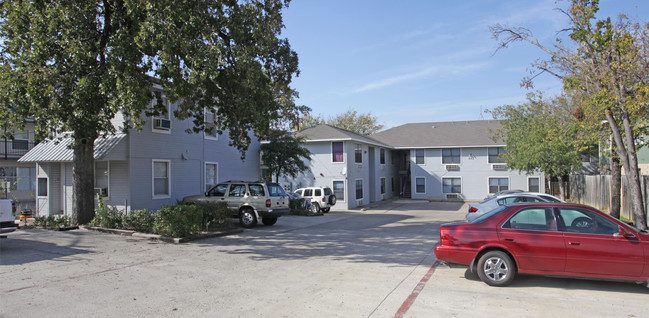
top-left (0, 199), bottom-right (18, 235)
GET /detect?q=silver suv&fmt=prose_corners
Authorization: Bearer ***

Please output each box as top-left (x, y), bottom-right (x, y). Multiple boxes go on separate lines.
top-left (183, 181), bottom-right (290, 228)
top-left (294, 187), bottom-right (336, 213)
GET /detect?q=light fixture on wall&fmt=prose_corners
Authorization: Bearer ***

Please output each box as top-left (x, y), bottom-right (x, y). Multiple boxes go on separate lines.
top-left (319, 173), bottom-right (324, 177)
top-left (181, 153), bottom-right (189, 160)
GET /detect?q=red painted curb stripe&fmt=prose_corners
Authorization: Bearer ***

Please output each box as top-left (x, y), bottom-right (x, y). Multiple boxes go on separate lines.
top-left (393, 260), bottom-right (441, 318)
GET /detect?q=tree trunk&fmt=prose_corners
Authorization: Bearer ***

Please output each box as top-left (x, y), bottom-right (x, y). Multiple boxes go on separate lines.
top-left (558, 175), bottom-right (566, 201)
top-left (610, 156), bottom-right (621, 219)
top-left (72, 136), bottom-right (96, 225)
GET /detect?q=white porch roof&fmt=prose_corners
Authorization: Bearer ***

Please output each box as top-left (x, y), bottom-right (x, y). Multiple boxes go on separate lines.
top-left (18, 134), bottom-right (128, 162)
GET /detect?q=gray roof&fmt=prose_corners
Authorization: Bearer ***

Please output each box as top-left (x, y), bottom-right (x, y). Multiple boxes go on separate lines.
top-left (371, 120), bottom-right (504, 149)
top-left (296, 124), bottom-right (391, 147)
top-left (18, 134), bottom-right (128, 162)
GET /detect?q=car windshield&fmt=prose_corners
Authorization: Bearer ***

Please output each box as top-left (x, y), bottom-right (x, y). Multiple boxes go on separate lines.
top-left (471, 205), bottom-right (509, 223)
top-left (267, 184), bottom-right (286, 197)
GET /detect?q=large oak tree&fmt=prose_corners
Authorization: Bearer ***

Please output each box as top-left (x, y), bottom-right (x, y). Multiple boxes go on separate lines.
top-left (0, 0), bottom-right (300, 224)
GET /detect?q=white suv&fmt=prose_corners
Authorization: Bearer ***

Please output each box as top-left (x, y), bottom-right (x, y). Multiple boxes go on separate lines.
top-left (294, 187), bottom-right (336, 213)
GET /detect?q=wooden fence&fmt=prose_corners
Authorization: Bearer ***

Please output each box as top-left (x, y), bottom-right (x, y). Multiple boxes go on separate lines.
top-left (570, 174), bottom-right (649, 220)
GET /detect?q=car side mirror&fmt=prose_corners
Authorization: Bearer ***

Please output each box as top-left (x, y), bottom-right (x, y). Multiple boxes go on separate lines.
top-left (618, 226), bottom-right (636, 238)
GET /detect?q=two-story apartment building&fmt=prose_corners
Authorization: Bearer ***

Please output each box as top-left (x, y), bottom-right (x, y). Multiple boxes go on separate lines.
top-left (1, 120), bottom-right (38, 211)
top-left (19, 94), bottom-right (260, 217)
top-left (287, 121), bottom-right (544, 210)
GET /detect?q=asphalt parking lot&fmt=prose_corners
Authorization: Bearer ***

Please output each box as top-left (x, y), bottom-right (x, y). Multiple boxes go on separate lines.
top-left (1, 200), bottom-right (648, 318)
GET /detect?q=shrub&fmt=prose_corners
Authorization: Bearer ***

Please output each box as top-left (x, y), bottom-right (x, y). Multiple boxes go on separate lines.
top-left (122, 209), bottom-right (155, 233)
top-left (91, 195), bottom-right (123, 228)
top-left (153, 204), bottom-right (204, 238)
top-left (33, 215), bottom-right (72, 228)
top-left (191, 201), bottom-right (232, 230)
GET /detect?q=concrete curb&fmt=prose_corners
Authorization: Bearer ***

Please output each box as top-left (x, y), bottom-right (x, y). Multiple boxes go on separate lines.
top-left (79, 225), bottom-right (243, 244)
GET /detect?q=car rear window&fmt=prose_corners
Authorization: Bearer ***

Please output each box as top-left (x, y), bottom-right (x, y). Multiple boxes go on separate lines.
top-left (471, 205), bottom-right (508, 223)
top-left (267, 184), bottom-right (286, 197)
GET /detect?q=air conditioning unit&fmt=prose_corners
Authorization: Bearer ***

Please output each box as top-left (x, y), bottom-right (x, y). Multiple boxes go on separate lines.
top-left (492, 164), bottom-right (508, 171)
top-left (446, 193), bottom-right (459, 200)
top-left (445, 164), bottom-right (460, 171)
top-left (94, 187), bottom-right (108, 197)
top-left (153, 118), bottom-right (171, 130)
top-left (356, 164), bottom-right (363, 171)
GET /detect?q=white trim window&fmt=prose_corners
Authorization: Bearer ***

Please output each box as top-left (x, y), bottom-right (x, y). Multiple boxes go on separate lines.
top-left (94, 161), bottom-right (110, 197)
top-left (415, 149), bottom-right (424, 165)
top-left (333, 180), bottom-right (345, 202)
top-left (442, 177), bottom-right (461, 194)
top-left (332, 142), bottom-right (344, 163)
top-left (489, 177), bottom-right (509, 194)
top-left (380, 177), bottom-right (386, 195)
top-left (442, 148), bottom-right (460, 164)
top-left (152, 160), bottom-right (171, 198)
top-left (488, 147), bottom-right (506, 163)
top-left (205, 162), bottom-right (218, 192)
top-left (380, 149), bottom-right (386, 165)
top-left (355, 179), bottom-right (363, 200)
top-left (355, 144), bottom-right (362, 163)
top-left (204, 109), bottom-right (219, 140)
top-left (151, 93), bottom-right (171, 134)
top-left (415, 177), bottom-right (426, 194)
top-left (528, 177), bottom-right (540, 192)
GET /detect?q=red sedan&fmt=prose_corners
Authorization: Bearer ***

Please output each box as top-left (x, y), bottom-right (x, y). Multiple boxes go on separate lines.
top-left (434, 203), bottom-right (649, 287)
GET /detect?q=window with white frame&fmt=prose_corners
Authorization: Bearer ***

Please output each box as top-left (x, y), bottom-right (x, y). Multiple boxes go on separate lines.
top-left (380, 149), bottom-right (385, 165)
top-left (415, 149), bottom-right (424, 165)
top-left (153, 160), bottom-right (170, 198)
top-left (355, 179), bottom-right (363, 200)
top-left (416, 177), bottom-right (426, 194)
top-left (442, 177), bottom-right (461, 193)
top-left (380, 178), bottom-right (386, 194)
top-left (204, 109), bottom-right (218, 140)
top-left (95, 161), bottom-right (109, 197)
top-left (151, 93), bottom-right (171, 132)
top-left (489, 177), bottom-right (509, 194)
top-left (333, 180), bottom-right (345, 202)
top-left (528, 177), bottom-right (540, 192)
top-left (205, 162), bottom-right (218, 192)
top-left (332, 142), bottom-right (344, 163)
top-left (488, 147), bottom-right (506, 163)
top-left (355, 144), bottom-right (362, 163)
top-left (16, 167), bottom-right (36, 190)
top-left (442, 148), bottom-right (460, 164)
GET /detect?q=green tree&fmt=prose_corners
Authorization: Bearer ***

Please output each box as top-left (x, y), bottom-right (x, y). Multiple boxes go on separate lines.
top-left (490, 93), bottom-right (583, 199)
top-left (300, 109), bottom-right (384, 135)
top-left (261, 130), bottom-right (311, 182)
top-left (491, 0), bottom-right (649, 229)
top-left (0, 0), bottom-right (300, 224)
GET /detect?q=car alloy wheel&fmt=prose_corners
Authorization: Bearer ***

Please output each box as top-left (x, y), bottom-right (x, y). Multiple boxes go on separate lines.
top-left (477, 251), bottom-right (516, 286)
top-left (239, 208), bottom-right (258, 228)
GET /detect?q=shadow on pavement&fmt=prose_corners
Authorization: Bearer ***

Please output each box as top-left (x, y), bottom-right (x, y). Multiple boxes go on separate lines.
top-left (0, 229), bottom-right (93, 266)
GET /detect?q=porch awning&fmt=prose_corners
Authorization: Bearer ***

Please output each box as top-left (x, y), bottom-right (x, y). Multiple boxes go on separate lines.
top-left (18, 133), bottom-right (128, 162)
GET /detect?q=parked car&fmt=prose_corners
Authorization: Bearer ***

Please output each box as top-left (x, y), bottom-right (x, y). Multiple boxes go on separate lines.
top-left (0, 199), bottom-right (18, 235)
top-left (183, 181), bottom-right (290, 228)
top-left (466, 192), bottom-right (564, 222)
top-left (483, 189), bottom-right (523, 200)
top-left (436, 202), bottom-right (649, 287)
top-left (286, 192), bottom-right (316, 213)
top-left (294, 187), bottom-right (336, 212)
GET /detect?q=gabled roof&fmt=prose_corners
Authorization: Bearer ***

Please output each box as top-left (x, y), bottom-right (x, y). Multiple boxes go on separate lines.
top-left (18, 133), bottom-right (128, 162)
top-left (296, 124), bottom-right (391, 148)
top-left (371, 120), bottom-right (504, 149)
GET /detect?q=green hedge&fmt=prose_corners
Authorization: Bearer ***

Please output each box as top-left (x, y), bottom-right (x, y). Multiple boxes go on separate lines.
top-left (90, 196), bottom-right (231, 238)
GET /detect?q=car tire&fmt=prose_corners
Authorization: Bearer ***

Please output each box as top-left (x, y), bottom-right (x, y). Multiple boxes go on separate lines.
top-left (239, 208), bottom-right (258, 228)
top-left (312, 202), bottom-right (320, 213)
top-left (322, 207), bottom-right (330, 213)
top-left (328, 195), bottom-right (336, 206)
top-left (262, 217), bottom-right (277, 226)
top-left (476, 251), bottom-right (516, 287)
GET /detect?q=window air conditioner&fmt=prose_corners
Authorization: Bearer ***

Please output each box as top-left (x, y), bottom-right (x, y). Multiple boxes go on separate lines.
top-left (94, 187), bottom-right (108, 197)
top-left (491, 164), bottom-right (507, 171)
top-left (445, 164), bottom-right (460, 171)
top-left (154, 118), bottom-right (171, 130)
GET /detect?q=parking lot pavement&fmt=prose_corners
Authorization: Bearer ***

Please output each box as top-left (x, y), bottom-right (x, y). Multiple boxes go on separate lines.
top-left (1, 200), bottom-right (648, 318)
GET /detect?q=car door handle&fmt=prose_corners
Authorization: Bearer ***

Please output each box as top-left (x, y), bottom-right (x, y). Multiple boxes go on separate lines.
top-left (504, 238), bottom-right (514, 242)
top-left (568, 242), bottom-right (580, 246)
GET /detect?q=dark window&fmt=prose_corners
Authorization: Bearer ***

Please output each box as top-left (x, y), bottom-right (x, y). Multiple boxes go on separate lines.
top-left (380, 178), bottom-right (386, 194)
top-left (380, 149), bottom-right (386, 164)
top-left (415, 149), bottom-right (424, 164)
top-left (333, 181), bottom-right (344, 201)
top-left (355, 144), bottom-right (362, 163)
top-left (355, 180), bottom-right (363, 199)
top-left (249, 184), bottom-right (265, 196)
top-left (488, 147), bottom-right (506, 163)
top-left (208, 184), bottom-right (228, 196)
top-left (489, 178), bottom-right (508, 194)
top-left (442, 178), bottom-right (461, 193)
top-left (442, 148), bottom-right (460, 164)
top-left (528, 177), bottom-right (540, 192)
top-left (37, 177), bottom-right (48, 196)
top-left (416, 177), bottom-right (426, 193)
top-left (503, 208), bottom-right (556, 231)
top-left (332, 142), bottom-right (344, 162)
top-left (304, 189), bottom-right (312, 197)
top-left (229, 184), bottom-right (246, 197)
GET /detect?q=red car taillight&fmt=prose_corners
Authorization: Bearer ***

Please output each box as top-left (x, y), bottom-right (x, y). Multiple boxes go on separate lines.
top-left (440, 231), bottom-right (452, 245)
top-left (12, 202), bottom-right (16, 213)
top-left (468, 207), bottom-right (478, 213)
top-left (322, 197), bottom-right (326, 202)
top-left (266, 199), bottom-right (271, 208)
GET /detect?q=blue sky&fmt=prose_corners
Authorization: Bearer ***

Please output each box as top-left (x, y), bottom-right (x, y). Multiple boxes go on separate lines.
top-left (281, 0), bottom-right (649, 130)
